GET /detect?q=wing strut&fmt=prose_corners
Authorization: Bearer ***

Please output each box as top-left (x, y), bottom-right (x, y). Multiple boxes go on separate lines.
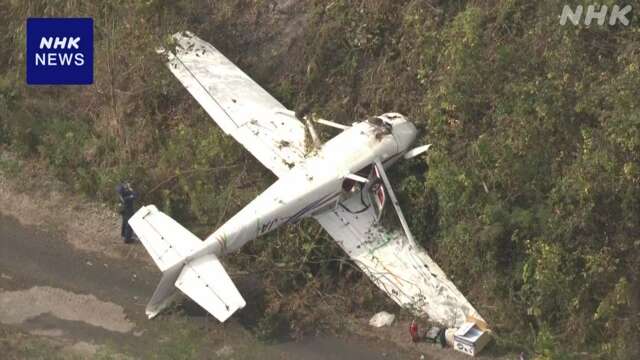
top-left (373, 158), bottom-right (415, 248)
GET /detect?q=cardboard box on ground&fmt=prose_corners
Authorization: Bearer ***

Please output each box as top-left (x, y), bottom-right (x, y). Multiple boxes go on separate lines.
top-left (453, 321), bottom-right (491, 357)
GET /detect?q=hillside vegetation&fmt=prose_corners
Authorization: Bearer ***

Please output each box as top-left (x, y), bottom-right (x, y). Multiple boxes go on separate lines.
top-left (1, 1), bottom-right (639, 358)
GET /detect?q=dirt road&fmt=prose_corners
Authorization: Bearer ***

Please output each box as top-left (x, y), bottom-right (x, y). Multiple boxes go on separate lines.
top-left (0, 213), bottom-right (416, 359)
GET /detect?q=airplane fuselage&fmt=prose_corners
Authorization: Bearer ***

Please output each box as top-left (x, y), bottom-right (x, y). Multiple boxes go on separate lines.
top-left (199, 113), bottom-right (417, 257)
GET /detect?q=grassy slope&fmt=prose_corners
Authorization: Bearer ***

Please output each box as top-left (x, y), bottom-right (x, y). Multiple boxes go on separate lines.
top-left (1, 1), bottom-right (639, 358)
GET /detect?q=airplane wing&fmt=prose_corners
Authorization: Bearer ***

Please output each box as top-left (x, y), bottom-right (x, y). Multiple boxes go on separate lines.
top-left (160, 31), bottom-right (307, 177)
top-left (313, 191), bottom-right (485, 328)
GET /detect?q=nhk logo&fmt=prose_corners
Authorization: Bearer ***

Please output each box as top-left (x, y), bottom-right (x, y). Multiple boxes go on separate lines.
top-left (26, 18), bottom-right (93, 85)
top-left (559, 4), bottom-right (632, 26)
top-left (36, 37), bottom-right (84, 66)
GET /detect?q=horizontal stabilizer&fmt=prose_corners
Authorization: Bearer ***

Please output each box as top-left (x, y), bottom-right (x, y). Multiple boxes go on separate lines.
top-left (176, 254), bottom-right (246, 322)
top-left (129, 205), bottom-right (202, 271)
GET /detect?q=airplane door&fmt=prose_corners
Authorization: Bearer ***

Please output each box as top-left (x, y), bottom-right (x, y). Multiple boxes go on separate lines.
top-left (366, 164), bottom-right (386, 222)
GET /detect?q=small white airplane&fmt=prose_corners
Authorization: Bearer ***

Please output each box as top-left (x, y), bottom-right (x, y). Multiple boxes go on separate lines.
top-left (130, 31), bottom-right (486, 329)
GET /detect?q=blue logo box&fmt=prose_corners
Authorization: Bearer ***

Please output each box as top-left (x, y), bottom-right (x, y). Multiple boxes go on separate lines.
top-left (26, 18), bottom-right (93, 85)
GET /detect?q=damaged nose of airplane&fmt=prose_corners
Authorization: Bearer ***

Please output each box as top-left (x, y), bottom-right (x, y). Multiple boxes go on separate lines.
top-left (392, 117), bottom-right (417, 152)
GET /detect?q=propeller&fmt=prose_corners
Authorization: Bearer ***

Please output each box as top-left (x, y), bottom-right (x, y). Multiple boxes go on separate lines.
top-left (403, 144), bottom-right (432, 159)
top-left (373, 158), bottom-right (416, 248)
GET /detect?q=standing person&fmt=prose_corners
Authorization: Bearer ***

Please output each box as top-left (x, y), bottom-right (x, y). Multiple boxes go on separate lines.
top-left (116, 182), bottom-right (137, 243)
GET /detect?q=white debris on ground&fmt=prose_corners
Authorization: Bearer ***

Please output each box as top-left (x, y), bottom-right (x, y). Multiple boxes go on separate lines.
top-left (445, 328), bottom-right (457, 347)
top-left (453, 322), bottom-right (492, 357)
top-left (369, 311), bottom-right (395, 327)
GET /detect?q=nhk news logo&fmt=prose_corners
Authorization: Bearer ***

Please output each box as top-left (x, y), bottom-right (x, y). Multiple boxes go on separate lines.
top-left (26, 18), bottom-right (93, 85)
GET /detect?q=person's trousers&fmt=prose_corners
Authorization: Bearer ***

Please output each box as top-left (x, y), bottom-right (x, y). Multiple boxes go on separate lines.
top-left (121, 212), bottom-right (134, 242)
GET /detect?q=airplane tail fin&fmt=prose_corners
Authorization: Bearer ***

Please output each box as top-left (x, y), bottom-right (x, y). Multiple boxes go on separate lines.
top-left (129, 205), bottom-right (246, 321)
